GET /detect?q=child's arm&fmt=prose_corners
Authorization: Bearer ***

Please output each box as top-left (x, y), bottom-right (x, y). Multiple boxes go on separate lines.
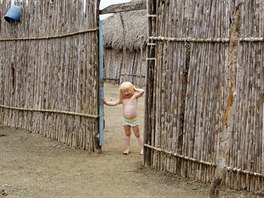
top-left (103, 98), bottom-right (122, 106)
top-left (134, 87), bottom-right (144, 99)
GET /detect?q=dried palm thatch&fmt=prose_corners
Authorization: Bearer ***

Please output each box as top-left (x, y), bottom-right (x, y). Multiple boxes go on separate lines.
top-left (103, 9), bottom-right (147, 51)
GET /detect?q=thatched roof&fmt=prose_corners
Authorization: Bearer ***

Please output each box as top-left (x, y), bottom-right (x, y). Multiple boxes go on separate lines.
top-left (103, 2), bottom-right (147, 51)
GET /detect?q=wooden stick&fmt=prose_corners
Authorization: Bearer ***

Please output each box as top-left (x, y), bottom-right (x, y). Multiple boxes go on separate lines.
top-left (0, 28), bottom-right (99, 42)
top-left (210, 3), bottom-right (242, 197)
top-left (144, 144), bottom-right (264, 178)
top-left (0, 104), bottom-right (99, 118)
top-left (149, 36), bottom-right (264, 43)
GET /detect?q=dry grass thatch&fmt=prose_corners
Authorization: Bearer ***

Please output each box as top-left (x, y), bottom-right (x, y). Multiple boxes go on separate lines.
top-left (103, 8), bottom-right (147, 51)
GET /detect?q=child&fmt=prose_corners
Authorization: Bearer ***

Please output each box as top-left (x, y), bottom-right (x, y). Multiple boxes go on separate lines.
top-left (103, 81), bottom-right (144, 155)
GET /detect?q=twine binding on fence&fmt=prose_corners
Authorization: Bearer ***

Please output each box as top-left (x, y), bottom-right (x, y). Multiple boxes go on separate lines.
top-left (0, 28), bottom-right (99, 42)
top-left (144, 143), bottom-right (264, 178)
top-left (0, 104), bottom-right (99, 119)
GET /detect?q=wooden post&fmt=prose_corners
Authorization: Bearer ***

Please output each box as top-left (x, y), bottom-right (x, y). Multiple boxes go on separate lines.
top-left (210, 3), bottom-right (242, 197)
top-left (98, 20), bottom-right (104, 153)
top-left (139, 35), bottom-right (144, 87)
top-left (144, 0), bottom-right (156, 167)
top-left (119, 12), bottom-right (127, 83)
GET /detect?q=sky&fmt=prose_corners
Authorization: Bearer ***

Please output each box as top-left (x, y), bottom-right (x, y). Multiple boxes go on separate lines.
top-left (8, 0), bottom-right (130, 20)
top-left (100, 0), bottom-right (131, 20)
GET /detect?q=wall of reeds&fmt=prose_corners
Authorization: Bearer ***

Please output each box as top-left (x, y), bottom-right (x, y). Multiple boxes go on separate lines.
top-left (144, 0), bottom-right (264, 192)
top-left (0, 0), bottom-right (100, 151)
top-left (104, 48), bottom-right (146, 86)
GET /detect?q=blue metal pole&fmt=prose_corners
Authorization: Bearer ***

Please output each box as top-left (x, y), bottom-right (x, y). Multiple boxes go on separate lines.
top-left (99, 20), bottom-right (104, 145)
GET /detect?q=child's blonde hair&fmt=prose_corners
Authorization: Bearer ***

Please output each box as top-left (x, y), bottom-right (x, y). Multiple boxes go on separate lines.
top-left (119, 81), bottom-right (135, 100)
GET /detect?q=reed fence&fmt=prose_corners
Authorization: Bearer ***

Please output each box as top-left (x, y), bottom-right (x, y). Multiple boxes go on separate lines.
top-left (0, 0), bottom-right (100, 151)
top-left (104, 48), bottom-right (147, 87)
top-left (144, 0), bottom-right (264, 192)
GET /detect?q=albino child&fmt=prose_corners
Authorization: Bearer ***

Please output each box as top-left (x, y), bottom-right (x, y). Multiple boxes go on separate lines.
top-left (103, 81), bottom-right (144, 155)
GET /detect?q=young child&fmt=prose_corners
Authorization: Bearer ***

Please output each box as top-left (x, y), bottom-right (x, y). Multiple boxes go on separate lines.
top-left (103, 81), bottom-right (144, 155)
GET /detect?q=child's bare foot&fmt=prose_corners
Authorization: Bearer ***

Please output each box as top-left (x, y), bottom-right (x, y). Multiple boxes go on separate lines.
top-left (123, 149), bottom-right (130, 155)
top-left (140, 150), bottom-right (143, 155)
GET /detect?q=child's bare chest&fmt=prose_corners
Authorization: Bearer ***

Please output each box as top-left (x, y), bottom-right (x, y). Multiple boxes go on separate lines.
top-left (122, 98), bottom-right (137, 106)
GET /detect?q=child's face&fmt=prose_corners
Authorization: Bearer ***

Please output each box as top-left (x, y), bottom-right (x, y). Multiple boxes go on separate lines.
top-left (122, 88), bottom-right (133, 99)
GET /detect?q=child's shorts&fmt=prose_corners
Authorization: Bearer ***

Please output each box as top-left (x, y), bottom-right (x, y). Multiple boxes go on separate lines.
top-left (123, 117), bottom-right (139, 127)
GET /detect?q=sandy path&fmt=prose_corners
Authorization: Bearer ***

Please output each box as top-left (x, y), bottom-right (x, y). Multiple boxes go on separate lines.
top-left (0, 83), bottom-right (258, 198)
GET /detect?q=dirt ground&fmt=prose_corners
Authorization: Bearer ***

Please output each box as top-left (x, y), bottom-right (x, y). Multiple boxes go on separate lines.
top-left (0, 83), bottom-right (262, 198)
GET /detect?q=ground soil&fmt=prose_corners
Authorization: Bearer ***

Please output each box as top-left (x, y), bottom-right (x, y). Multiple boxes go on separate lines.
top-left (0, 83), bottom-right (262, 198)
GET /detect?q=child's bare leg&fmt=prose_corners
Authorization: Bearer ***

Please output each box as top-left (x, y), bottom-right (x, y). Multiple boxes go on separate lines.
top-left (132, 125), bottom-right (144, 155)
top-left (123, 126), bottom-right (131, 154)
